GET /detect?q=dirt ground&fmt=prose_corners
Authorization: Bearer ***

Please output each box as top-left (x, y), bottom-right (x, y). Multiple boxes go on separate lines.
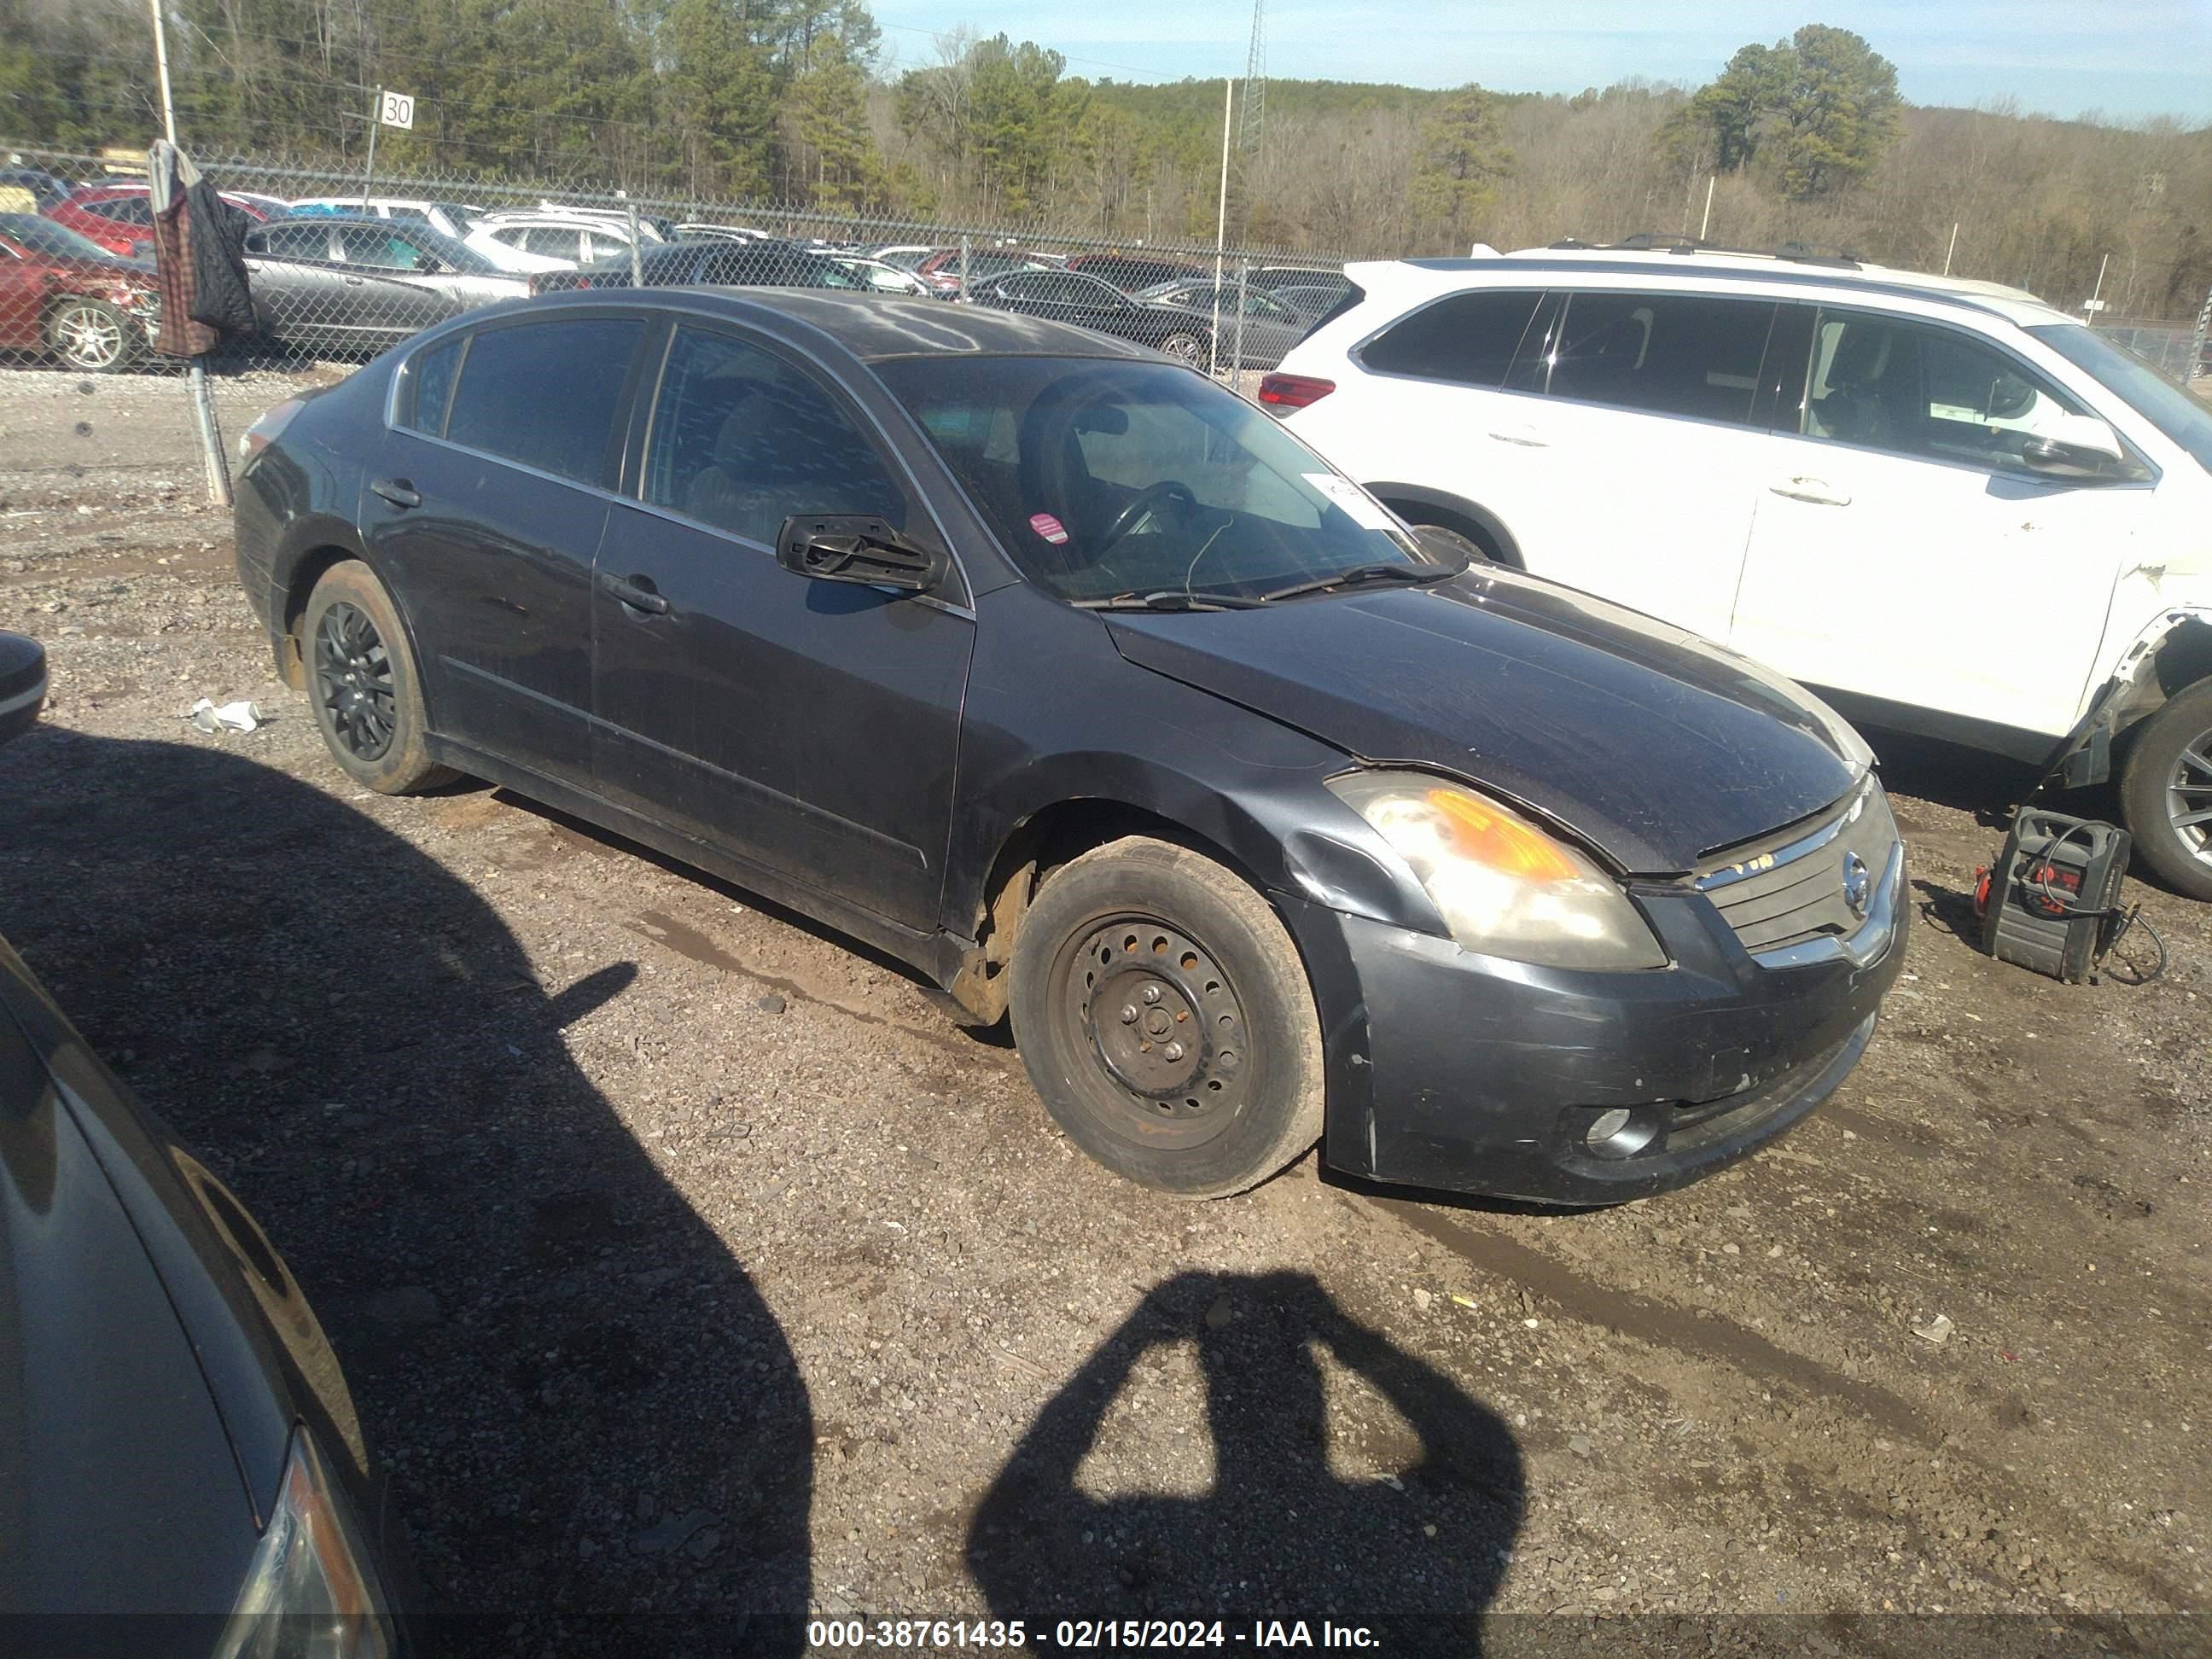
top-left (1, 365), bottom-right (2207, 1655)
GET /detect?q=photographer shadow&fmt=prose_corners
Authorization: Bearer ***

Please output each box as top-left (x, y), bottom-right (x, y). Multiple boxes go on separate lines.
top-left (0, 731), bottom-right (810, 1655)
top-left (967, 1271), bottom-right (1523, 1650)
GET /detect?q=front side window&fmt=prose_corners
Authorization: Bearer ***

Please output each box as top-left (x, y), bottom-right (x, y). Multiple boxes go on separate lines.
top-left (1545, 292), bottom-right (1775, 424)
top-left (337, 226), bottom-right (417, 270)
top-left (643, 327), bottom-right (907, 546)
top-left (880, 355), bottom-right (1435, 605)
top-left (1358, 290), bottom-right (1546, 389)
top-left (84, 195), bottom-right (153, 225)
top-left (443, 317), bottom-right (642, 485)
top-left (257, 224), bottom-right (335, 261)
top-left (1803, 311), bottom-right (2122, 476)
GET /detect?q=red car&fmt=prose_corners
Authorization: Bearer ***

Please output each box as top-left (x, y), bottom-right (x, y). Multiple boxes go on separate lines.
top-left (44, 182), bottom-right (276, 261)
top-left (0, 213), bottom-right (160, 372)
top-left (911, 246), bottom-right (1051, 294)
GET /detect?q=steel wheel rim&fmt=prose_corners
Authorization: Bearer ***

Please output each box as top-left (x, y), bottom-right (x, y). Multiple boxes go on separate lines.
top-left (54, 304), bottom-right (125, 370)
top-left (1052, 913), bottom-right (1250, 1150)
top-left (314, 602), bottom-right (399, 762)
top-left (2165, 728), bottom-right (2212, 868)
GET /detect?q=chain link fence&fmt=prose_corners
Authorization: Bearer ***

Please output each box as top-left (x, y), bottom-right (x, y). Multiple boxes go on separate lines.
top-left (0, 144), bottom-right (1357, 386)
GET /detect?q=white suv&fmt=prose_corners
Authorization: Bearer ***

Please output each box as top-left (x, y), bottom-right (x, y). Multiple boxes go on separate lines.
top-left (1266, 245), bottom-right (2212, 897)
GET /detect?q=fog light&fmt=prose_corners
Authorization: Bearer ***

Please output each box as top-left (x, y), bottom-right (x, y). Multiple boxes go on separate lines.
top-left (1582, 1105), bottom-right (1660, 1160)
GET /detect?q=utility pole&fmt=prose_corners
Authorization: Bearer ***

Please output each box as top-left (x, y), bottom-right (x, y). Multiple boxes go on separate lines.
top-left (362, 86), bottom-right (382, 207)
top-left (148, 0), bottom-right (177, 144)
top-left (1212, 78), bottom-right (1233, 377)
top-left (2087, 252), bottom-right (2110, 317)
top-left (1698, 175), bottom-right (1715, 242)
top-left (2189, 282), bottom-right (2211, 391)
top-left (1942, 220), bottom-right (1959, 276)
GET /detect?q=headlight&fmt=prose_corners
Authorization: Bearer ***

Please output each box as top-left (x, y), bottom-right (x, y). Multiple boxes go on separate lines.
top-left (216, 1427), bottom-right (394, 1659)
top-left (1328, 771), bottom-right (1668, 969)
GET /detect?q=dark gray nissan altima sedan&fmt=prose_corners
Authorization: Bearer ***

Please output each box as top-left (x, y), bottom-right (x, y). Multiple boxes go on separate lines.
top-left (232, 291), bottom-right (1906, 1202)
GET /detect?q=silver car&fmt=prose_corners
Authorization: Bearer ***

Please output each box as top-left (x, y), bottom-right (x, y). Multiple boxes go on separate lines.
top-left (242, 216), bottom-right (528, 357)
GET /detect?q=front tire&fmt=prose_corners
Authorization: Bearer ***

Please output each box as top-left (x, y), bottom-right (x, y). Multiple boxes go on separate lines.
top-left (48, 298), bottom-right (138, 374)
top-left (2120, 678), bottom-right (2212, 900)
top-left (1008, 836), bottom-right (1325, 1198)
top-left (1156, 330), bottom-right (1207, 367)
top-left (300, 561), bottom-right (459, 795)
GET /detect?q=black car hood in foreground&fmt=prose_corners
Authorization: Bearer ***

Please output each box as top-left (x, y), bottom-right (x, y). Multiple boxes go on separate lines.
top-left (1105, 568), bottom-right (1866, 874)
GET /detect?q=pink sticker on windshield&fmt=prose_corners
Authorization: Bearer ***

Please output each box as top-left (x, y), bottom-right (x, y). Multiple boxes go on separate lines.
top-left (1028, 512), bottom-right (1069, 544)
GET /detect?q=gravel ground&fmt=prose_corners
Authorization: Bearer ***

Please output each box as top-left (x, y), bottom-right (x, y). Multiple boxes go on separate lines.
top-left (1, 366), bottom-right (2208, 1655)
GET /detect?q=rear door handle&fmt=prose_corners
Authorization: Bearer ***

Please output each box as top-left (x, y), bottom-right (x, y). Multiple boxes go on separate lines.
top-left (370, 477), bottom-right (420, 509)
top-left (1769, 475), bottom-right (1851, 506)
top-left (601, 572), bottom-right (670, 615)
top-left (1487, 423), bottom-right (1548, 448)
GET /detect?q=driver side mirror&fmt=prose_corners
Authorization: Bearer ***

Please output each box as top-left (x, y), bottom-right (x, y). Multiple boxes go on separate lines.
top-left (2021, 412), bottom-right (2129, 477)
top-left (777, 515), bottom-right (946, 594)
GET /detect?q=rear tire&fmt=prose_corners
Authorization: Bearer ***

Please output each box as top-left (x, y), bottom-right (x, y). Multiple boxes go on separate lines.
top-left (300, 560), bottom-right (459, 795)
top-left (2119, 678), bottom-right (2212, 901)
top-left (1157, 330), bottom-right (1206, 367)
top-left (1008, 836), bottom-right (1325, 1198)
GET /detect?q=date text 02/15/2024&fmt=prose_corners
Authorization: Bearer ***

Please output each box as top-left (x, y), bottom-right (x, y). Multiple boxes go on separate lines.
top-left (806, 1621), bottom-right (1381, 1650)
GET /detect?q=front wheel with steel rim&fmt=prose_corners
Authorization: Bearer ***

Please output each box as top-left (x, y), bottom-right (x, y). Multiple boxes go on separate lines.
top-left (1009, 836), bottom-right (1324, 1197)
top-left (2120, 678), bottom-right (2212, 901)
top-left (300, 560), bottom-right (459, 795)
top-left (47, 298), bottom-right (137, 374)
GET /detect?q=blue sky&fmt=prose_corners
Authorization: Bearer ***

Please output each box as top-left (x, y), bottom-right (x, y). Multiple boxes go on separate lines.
top-left (867, 1), bottom-right (2212, 123)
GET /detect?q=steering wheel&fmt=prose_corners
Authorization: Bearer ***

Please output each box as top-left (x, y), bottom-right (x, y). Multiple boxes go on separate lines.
top-left (1097, 480), bottom-right (1199, 556)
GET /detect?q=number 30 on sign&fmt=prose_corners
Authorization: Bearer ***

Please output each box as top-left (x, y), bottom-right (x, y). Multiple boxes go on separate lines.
top-left (379, 91), bottom-right (415, 130)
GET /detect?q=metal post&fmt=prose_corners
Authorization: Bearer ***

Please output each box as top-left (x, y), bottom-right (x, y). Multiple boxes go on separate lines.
top-left (1698, 174), bottom-right (1714, 242)
top-left (2087, 252), bottom-right (2110, 316)
top-left (361, 86), bottom-right (381, 207)
top-left (1212, 79), bottom-right (1233, 377)
top-left (2189, 283), bottom-right (2212, 390)
top-left (624, 193), bottom-right (643, 287)
top-left (1942, 220), bottom-right (1959, 276)
top-left (148, 0), bottom-right (178, 144)
top-left (958, 234), bottom-right (969, 300)
top-left (189, 366), bottom-right (230, 507)
top-left (1231, 258), bottom-right (1249, 387)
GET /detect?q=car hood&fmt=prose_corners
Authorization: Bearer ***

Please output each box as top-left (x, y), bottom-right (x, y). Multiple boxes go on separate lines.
top-left (1103, 566), bottom-right (1870, 874)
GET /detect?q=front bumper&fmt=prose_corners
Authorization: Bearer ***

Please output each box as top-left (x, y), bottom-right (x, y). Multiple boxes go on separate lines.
top-left (1283, 841), bottom-right (1908, 1204)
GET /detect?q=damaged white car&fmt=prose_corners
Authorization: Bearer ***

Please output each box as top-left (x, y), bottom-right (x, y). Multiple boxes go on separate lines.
top-left (1266, 244), bottom-right (2212, 897)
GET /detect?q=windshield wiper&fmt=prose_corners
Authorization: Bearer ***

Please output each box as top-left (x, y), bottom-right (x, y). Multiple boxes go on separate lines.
top-left (1253, 559), bottom-right (1464, 604)
top-left (1073, 591), bottom-right (1266, 612)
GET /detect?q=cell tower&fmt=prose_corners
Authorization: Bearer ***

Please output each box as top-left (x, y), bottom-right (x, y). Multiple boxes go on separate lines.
top-left (1236, 0), bottom-right (1266, 224)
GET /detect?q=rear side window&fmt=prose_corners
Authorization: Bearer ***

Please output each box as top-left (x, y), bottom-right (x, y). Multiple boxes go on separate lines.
top-left (444, 317), bottom-right (642, 485)
top-left (1545, 293), bottom-right (1776, 426)
top-left (643, 326), bottom-right (906, 546)
top-left (1359, 290), bottom-right (1545, 388)
top-left (259, 223), bottom-right (333, 261)
top-left (520, 225), bottom-right (585, 260)
top-left (402, 336), bottom-right (462, 435)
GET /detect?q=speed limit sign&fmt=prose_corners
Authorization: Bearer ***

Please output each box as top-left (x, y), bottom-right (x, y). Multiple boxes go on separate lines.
top-left (379, 90), bottom-right (415, 130)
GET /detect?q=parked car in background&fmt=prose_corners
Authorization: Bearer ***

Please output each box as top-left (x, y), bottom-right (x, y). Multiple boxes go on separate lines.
top-left (527, 237), bottom-right (869, 296)
top-left (1271, 242), bottom-right (2212, 897)
top-left (45, 182), bottom-right (274, 260)
top-left (831, 255), bottom-right (933, 296)
top-left (0, 212), bottom-right (160, 372)
top-left (243, 216), bottom-right (527, 356)
top-left (1269, 284), bottom-right (1353, 321)
top-left (913, 247), bottom-right (1050, 295)
top-left (963, 266), bottom-right (1216, 364)
top-left (464, 212), bottom-right (659, 273)
top-left (868, 244), bottom-right (935, 271)
top-left (0, 165), bottom-right (72, 209)
top-left (288, 196), bottom-right (487, 242)
top-left (1064, 253), bottom-right (1211, 294)
top-left (0, 637), bottom-right (406, 1636)
top-left (1132, 279), bottom-right (1317, 368)
top-left (1248, 265), bottom-right (1353, 300)
top-left (234, 289), bottom-right (1904, 1203)
top-left (674, 222), bottom-right (777, 245)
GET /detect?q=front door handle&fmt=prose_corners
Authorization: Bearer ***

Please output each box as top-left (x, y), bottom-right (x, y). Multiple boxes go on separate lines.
top-left (1769, 475), bottom-right (1852, 507)
top-left (1488, 424), bottom-right (1548, 448)
top-left (370, 477), bottom-right (421, 509)
top-left (343, 275), bottom-right (366, 287)
top-left (601, 572), bottom-right (670, 615)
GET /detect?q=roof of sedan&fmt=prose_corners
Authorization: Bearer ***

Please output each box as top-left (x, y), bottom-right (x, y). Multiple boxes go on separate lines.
top-left (553, 287), bottom-right (1166, 363)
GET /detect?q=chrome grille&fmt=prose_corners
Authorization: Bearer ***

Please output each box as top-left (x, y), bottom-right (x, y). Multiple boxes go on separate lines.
top-left (1697, 781), bottom-right (1900, 958)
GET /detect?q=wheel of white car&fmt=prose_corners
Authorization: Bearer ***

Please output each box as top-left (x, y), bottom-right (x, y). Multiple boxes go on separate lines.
top-left (2120, 678), bottom-right (2212, 901)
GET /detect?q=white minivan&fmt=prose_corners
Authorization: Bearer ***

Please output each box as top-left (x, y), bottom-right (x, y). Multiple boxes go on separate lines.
top-left (1266, 246), bottom-right (2212, 897)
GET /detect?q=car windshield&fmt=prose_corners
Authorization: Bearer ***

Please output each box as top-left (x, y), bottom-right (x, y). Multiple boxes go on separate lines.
top-left (0, 212), bottom-right (116, 263)
top-left (2030, 323), bottom-right (2212, 476)
top-left (878, 356), bottom-right (1436, 605)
